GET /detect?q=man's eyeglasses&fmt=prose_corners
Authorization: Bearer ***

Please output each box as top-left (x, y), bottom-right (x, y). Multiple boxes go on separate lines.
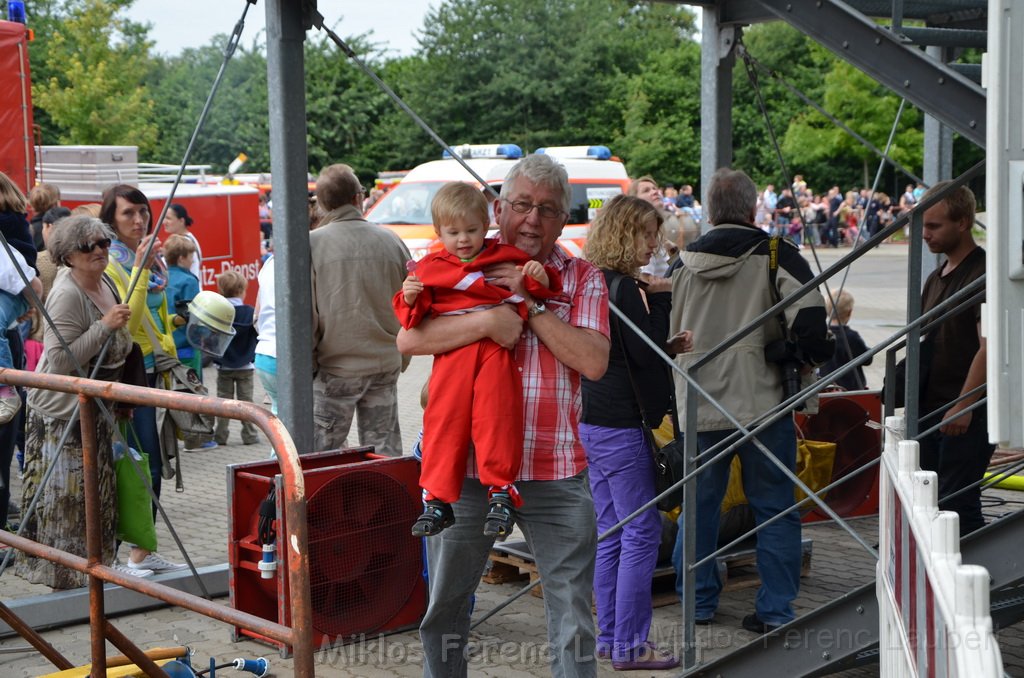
top-left (77, 238), bottom-right (111, 254)
top-left (502, 199), bottom-right (566, 221)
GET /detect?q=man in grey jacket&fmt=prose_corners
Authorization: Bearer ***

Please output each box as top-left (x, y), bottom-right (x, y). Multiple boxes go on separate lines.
top-left (670, 167), bottom-right (833, 634)
top-left (310, 163), bottom-right (410, 455)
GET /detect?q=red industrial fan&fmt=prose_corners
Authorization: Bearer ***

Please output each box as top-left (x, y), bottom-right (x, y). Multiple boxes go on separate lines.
top-left (228, 448), bottom-right (426, 653)
top-left (797, 390), bottom-right (882, 522)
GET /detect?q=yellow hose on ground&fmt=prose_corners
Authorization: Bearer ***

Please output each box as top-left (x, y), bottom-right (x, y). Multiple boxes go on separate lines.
top-left (984, 471), bottom-right (1024, 491)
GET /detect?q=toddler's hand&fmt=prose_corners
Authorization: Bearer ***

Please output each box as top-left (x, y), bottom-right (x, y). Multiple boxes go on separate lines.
top-left (520, 260), bottom-right (548, 288)
top-left (402, 275), bottom-right (424, 305)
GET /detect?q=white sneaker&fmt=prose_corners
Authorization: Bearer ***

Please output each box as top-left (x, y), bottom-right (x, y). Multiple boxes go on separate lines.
top-left (112, 561), bottom-right (153, 578)
top-left (129, 552), bottom-right (188, 573)
top-left (0, 392), bottom-right (21, 426)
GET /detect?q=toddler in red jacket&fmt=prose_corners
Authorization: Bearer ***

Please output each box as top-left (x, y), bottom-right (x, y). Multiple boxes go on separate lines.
top-left (394, 182), bottom-right (560, 539)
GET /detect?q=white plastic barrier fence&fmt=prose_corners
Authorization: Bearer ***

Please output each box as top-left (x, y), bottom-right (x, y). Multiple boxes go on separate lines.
top-left (877, 416), bottom-right (1003, 676)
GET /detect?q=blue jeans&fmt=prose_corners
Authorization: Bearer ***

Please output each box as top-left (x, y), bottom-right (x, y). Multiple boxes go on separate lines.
top-left (420, 473), bottom-right (597, 678)
top-left (255, 354), bottom-right (277, 416)
top-left (579, 424), bottom-right (661, 659)
top-left (0, 291), bottom-right (28, 370)
top-left (125, 373), bottom-right (163, 517)
top-left (682, 417), bottom-right (801, 625)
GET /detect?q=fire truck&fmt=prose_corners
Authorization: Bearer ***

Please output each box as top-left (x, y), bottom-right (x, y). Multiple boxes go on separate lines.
top-left (0, 19), bottom-right (262, 305)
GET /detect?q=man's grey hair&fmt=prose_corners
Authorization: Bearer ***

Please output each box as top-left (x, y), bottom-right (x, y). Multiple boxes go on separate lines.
top-left (500, 154), bottom-right (571, 213)
top-left (49, 215), bottom-right (115, 266)
top-left (706, 168), bottom-right (758, 226)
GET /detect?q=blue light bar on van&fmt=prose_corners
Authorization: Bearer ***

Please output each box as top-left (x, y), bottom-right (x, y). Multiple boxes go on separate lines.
top-left (534, 145), bottom-right (612, 160)
top-left (442, 144), bottom-right (524, 160)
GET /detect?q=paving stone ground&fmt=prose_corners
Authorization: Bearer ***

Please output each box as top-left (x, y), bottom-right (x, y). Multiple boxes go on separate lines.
top-left (0, 244), bottom-right (1022, 677)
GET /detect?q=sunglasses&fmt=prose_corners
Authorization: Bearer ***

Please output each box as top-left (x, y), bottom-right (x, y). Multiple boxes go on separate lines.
top-left (77, 238), bottom-right (112, 254)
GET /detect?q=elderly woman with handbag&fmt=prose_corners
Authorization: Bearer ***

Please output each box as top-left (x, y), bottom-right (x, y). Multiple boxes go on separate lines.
top-left (15, 216), bottom-right (165, 587)
top-left (580, 195), bottom-right (690, 671)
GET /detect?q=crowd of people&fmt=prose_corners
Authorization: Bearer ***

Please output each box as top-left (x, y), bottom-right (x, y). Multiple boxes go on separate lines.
top-left (385, 159), bottom-right (986, 676)
top-left (0, 155), bottom-right (991, 677)
top-left (753, 176), bottom-right (927, 248)
top-left (616, 173), bottom-right (925, 257)
top-left (0, 175), bottom-right (270, 589)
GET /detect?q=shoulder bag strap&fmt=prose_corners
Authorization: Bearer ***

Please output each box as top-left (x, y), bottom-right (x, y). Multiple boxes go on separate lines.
top-left (609, 274), bottom-right (662, 434)
top-left (140, 309), bottom-right (173, 363)
top-left (768, 236), bottom-right (790, 340)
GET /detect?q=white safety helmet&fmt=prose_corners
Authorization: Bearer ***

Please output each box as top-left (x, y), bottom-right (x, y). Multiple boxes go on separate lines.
top-left (186, 290), bottom-right (237, 357)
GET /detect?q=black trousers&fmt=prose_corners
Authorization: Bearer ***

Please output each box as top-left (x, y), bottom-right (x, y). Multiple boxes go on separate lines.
top-left (0, 328), bottom-right (25, 527)
top-left (918, 405), bottom-right (996, 537)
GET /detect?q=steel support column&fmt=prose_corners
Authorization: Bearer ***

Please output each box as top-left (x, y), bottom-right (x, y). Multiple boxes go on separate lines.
top-left (919, 44), bottom-right (953, 282)
top-left (700, 8), bottom-right (736, 223)
top-left (757, 0), bottom-right (986, 147)
top-left (265, 0), bottom-right (314, 454)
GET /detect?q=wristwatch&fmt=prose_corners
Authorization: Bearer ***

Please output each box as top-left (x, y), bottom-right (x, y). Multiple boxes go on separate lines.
top-left (528, 301), bottom-right (547, 319)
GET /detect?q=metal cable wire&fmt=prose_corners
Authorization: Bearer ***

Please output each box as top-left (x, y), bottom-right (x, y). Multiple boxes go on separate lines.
top-left (304, 2), bottom-right (500, 199)
top-left (737, 40), bottom-right (979, 437)
top-left (0, 0), bottom-right (256, 594)
top-left (738, 43), bottom-right (925, 186)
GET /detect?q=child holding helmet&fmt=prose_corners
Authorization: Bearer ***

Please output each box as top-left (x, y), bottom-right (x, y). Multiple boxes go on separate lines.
top-left (211, 271), bottom-right (259, 446)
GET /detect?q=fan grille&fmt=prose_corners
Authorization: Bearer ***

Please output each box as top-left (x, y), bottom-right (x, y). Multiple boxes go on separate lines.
top-left (306, 468), bottom-right (422, 638)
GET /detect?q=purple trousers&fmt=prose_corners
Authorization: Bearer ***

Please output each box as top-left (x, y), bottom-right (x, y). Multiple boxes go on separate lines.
top-left (579, 423), bottom-right (662, 660)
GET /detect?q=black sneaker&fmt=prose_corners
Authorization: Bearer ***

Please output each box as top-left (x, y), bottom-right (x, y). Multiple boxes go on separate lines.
top-left (742, 613), bottom-right (783, 635)
top-left (483, 492), bottom-right (515, 541)
top-left (411, 500), bottom-right (455, 537)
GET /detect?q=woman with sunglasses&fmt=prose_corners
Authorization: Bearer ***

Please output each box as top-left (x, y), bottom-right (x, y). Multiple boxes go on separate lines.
top-left (100, 185), bottom-right (186, 576)
top-left (15, 215), bottom-right (160, 586)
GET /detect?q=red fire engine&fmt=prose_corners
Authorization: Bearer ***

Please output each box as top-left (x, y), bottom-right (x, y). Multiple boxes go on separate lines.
top-left (0, 19), bottom-right (262, 305)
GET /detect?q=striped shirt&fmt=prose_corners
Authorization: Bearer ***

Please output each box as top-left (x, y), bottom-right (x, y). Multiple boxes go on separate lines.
top-left (468, 246), bottom-right (609, 481)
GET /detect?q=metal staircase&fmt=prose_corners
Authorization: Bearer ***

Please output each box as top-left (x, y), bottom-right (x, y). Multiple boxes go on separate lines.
top-left (702, 0), bottom-right (989, 147)
top-left (673, 2), bottom-right (1006, 674)
top-left (688, 508), bottom-right (1024, 676)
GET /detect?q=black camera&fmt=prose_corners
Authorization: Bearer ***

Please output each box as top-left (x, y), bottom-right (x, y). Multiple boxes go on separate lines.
top-left (764, 338), bottom-right (806, 410)
top-left (174, 298), bottom-right (191, 322)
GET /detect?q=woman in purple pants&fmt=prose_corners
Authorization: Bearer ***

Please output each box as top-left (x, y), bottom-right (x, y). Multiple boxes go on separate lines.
top-left (580, 195), bottom-right (682, 671)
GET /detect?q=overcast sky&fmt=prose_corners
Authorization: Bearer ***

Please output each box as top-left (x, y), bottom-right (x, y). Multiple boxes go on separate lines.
top-left (125, 1), bottom-right (434, 57)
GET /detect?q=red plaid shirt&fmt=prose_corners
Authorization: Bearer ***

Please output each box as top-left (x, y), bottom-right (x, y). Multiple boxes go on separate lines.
top-left (467, 246), bottom-right (609, 481)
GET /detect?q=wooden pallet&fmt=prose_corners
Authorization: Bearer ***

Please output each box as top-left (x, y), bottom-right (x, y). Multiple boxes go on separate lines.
top-left (483, 539), bottom-right (813, 607)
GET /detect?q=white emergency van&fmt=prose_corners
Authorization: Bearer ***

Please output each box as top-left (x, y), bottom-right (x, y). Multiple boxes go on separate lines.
top-left (366, 144), bottom-right (630, 258)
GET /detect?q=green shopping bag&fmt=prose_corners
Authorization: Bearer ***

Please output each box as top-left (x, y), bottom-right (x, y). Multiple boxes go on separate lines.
top-left (114, 431), bottom-right (158, 552)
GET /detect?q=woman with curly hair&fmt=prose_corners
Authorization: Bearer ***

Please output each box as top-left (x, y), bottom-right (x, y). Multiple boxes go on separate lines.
top-left (580, 194), bottom-right (686, 670)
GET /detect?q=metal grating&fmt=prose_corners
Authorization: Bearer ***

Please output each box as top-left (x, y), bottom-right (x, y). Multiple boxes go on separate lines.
top-left (306, 469), bottom-right (423, 638)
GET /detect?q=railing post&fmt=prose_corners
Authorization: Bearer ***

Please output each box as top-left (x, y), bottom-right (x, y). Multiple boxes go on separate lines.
top-left (681, 375), bottom-right (699, 669)
top-left (878, 433), bottom-right (1003, 676)
top-left (0, 369), bottom-right (315, 675)
top-left (79, 395), bottom-right (107, 678)
top-left (905, 208), bottom-right (924, 439)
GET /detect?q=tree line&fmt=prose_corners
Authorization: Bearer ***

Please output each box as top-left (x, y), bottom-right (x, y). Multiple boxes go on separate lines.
top-left (25, 0), bottom-right (981, 196)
